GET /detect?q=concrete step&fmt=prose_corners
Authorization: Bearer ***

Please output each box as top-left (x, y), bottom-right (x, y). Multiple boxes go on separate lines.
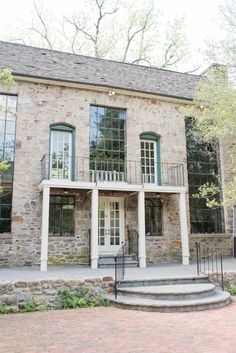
top-left (107, 289), bottom-right (231, 312)
top-left (98, 254), bottom-right (138, 268)
top-left (117, 283), bottom-right (216, 300)
top-left (118, 276), bottom-right (209, 288)
top-left (99, 260), bottom-right (138, 268)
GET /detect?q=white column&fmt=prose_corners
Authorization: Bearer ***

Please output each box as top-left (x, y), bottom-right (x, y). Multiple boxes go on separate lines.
top-left (138, 190), bottom-right (146, 268)
top-left (91, 189), bottom-right (99, 269)
top-left (179, 192), bottom-right (190, 265)
top-left (40, 186), bottom-right (50, 271)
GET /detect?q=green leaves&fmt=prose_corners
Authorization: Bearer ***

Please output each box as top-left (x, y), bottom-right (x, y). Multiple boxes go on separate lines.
top-left (58, 287), bottom-right (109, 309)
top-left (0, 68), bottom-right (15, 86)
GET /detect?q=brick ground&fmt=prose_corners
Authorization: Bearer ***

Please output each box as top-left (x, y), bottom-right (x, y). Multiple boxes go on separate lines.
top-left (1, 301), bottom-right (236, 353)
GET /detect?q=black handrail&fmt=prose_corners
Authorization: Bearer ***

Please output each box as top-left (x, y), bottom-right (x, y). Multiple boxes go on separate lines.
top-left (195, 242), bottom-right (224, 291)
top-left (114, 241), bottom-right (125, 299)
top-left (88, 229), bottom-right (91, 266)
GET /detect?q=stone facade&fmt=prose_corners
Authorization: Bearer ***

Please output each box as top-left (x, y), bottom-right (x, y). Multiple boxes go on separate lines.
top-left (0, 78), bottom-right (232, 267)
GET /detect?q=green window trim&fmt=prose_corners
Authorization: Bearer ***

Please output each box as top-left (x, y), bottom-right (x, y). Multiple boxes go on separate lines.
top-left (49, 124), bottom-right (76, 181)
top-left (140, 133), bottom-right (161, 185)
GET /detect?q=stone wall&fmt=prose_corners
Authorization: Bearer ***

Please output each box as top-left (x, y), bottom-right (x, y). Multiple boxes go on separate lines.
top-left (189, 235), bottom-right (232, 260)
top-left (0, 276), bottom-right (113, 311)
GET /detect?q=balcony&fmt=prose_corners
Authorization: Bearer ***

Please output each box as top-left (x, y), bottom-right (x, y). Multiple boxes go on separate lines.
top-left (40, 155), bottom-right (185, 187)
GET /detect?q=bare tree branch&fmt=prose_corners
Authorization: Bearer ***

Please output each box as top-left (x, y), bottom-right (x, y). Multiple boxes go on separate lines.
top-left (31, 1), bottom-right (53, 49)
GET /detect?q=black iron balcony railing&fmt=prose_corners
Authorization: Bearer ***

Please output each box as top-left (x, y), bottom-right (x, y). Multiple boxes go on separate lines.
top-left (40, 154), bottom-right (185, 187)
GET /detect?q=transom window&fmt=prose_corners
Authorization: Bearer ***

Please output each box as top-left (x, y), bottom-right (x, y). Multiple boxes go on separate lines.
top-left (49, 195), bottom-right (75, 237)
top-left (145, 198), bottom-right (163, 236)
top-left (89, 106), bottom-right (126, 179)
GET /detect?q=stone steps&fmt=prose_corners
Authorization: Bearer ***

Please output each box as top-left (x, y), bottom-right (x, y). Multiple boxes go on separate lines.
top-left (107, 277), bottom-right (231, 312)
top-left (117, 283), bottom-right (216, 300)
top-left (98, 254), bottom-right (138, 268)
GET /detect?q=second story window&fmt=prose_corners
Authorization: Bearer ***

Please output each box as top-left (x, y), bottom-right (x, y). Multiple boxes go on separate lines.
top-left (0, 94), bottom-right (17, 234)
top-left (185, 117), bottom-right (224, 234)
top-left (50, 124), bottom-right (75, 180)
top-left (89, 106), bottom-right (126, 182)
top-left (140, 133), bottom-right (161, 185)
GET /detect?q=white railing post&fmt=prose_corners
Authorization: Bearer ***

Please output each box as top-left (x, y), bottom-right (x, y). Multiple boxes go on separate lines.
top-left (91, 189), bottom-right (99, 269)
top-left (179, 192), bottom-right (190, 265)
top-left (40, 186), bottom-right (50, 271)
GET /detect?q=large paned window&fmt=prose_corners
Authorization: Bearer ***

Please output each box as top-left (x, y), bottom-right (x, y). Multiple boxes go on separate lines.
top-left (50, 124), bottom-right (74, 180)
top-left (49, 195), bottom-right (75, 236)
top-left (89, 106), bottom-right (126, 180)
top-left (185, 118), bottom-right (224, 233)
top-left (0, 94), bottom-right (17, 233)
top-left (145, 198), bottom-right (163, 236)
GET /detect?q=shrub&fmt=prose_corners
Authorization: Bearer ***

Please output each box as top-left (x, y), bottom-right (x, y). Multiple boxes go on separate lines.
top-left (20, 299), bottom-right (51, 312)
top-left (228, 285), bottom-right (236, 295)
top-left (0, 304), bottom-right (9, 314)
top-left (58, 287), bottom-right (109, 309)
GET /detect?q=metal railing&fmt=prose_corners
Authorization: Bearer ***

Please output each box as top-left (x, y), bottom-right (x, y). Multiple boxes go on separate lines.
top-left (195, 242), bottom-right (224, 291)
top-left (114, 241), bottom-right (125, 299)
top-left (40, 154), bottom-right (185, 187)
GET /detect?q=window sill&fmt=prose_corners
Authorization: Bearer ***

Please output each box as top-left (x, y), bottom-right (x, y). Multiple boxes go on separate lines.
top-left (49, 236), bottom-right (75, 240)
top-left (190, 233), bottom-right (231, 238)
top-left (146, 235), bottom-right (165, 238)
top-left (0, 233), bottom-right (12, 240)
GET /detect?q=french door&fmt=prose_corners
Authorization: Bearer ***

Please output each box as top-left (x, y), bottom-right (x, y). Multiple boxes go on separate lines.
top-left (50, 130), bottom-right (72, 180)
top-left (98, 197), bottom-right (124, 254)
top-left (141, 140), bottom-right (157, 183)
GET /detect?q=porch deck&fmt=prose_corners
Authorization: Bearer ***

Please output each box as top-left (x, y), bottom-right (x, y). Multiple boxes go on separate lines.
top-left (1, 259), bottom-right (236, 283)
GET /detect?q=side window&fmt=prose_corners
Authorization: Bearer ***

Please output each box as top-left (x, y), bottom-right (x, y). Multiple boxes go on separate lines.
top-left (50, 124), bottom-right (74, 180)
top-left (0, 94), bottom-right (17, 234)
top-left (145, 198), bottom-right (163, 236)
top-left (49, 195), bottom-right (75, 236)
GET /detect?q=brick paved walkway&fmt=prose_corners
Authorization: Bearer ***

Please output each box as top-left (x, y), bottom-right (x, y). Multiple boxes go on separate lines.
top-left (1, 301), bottom-right (236, 353)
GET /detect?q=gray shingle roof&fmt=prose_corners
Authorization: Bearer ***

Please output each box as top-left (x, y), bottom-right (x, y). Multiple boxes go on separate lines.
top-left (0, 41), bottom-right (200, 100)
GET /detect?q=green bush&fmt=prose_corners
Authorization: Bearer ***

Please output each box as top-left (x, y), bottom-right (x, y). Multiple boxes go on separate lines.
top-left (228, 285), bottom-right (236, 295)
top-left (20, 299), bottom-right (51, 313)
top-left (0, 304), bottom-right (9, 314)
top-left (59, 287), bottom-right (109, 309)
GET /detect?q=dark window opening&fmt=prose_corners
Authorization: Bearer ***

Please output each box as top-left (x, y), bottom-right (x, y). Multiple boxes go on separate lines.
top-left (185, 117), bottom-right (224, 234)
top-left (49, 195), bottom-right (75, 236)
top-left (0, 94), bottom-right (17, 234)
top-left (145, 198), bottom-right (163, 236)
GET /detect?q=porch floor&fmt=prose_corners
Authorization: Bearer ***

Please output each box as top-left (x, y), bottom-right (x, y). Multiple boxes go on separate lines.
top-left (1, 258), bottom-right (236, 282)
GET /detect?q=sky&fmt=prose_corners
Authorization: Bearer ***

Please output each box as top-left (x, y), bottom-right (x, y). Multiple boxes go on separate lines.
top-left (0, 0), bottom-right (227, 72)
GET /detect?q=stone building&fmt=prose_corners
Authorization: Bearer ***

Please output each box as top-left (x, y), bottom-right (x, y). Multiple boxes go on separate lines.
top-left (0, 41), bottom-right (232, 270)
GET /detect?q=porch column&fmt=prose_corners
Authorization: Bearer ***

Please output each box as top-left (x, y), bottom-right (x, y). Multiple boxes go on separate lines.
top-left (179, 192), bottom-right (190, 265)
top-left (40, 186), bottom-right (50, 271)
top-left (138, 190), bottom-right (146, 268)
top-left (91, 189), bottom-right (99, 269)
